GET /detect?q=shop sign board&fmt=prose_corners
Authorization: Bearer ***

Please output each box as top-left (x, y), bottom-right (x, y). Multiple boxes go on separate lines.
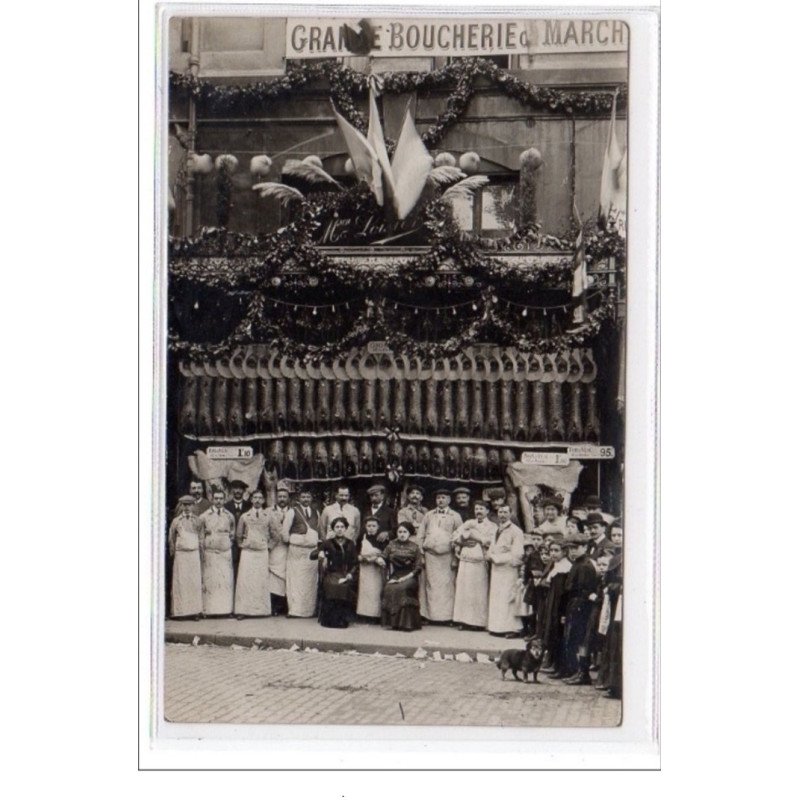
top-left (567, 445), bottom-right (615, 460)
top-left (207, 446), bottom-right (254, 460)
top-left (286, 18), bottom-right (628, 59)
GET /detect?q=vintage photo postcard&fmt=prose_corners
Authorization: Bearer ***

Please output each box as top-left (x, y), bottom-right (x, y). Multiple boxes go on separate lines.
top-left (153, 4), bottom-right (657, 748)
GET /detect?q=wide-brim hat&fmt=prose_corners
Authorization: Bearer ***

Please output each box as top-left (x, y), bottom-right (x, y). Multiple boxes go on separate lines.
top-left (367, 483), bottom-right (386, 495)
top-left (178, 494), bottom-right (196, 504)
top-left (586, 511), bottom-right (609, 526)
top-left (229, 479), bottom-right (248, 490)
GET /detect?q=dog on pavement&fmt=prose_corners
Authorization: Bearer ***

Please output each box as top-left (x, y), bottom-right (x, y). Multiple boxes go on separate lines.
top-left (496, 636), bottom-right (544, 684)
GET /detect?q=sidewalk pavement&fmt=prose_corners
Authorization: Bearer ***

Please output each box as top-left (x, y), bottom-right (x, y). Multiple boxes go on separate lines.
top-left (165, 615), bottom-right (527, 659)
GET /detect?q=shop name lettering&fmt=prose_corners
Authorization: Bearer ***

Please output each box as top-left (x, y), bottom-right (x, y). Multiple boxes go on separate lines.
top-left (318, 213), bottom-right (410, 245)
top-left (287, 19), bottom-right (628, 57)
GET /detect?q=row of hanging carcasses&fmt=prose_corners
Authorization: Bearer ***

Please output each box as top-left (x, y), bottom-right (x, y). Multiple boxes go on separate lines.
top-left (176, 347), bottom-right (602, 481)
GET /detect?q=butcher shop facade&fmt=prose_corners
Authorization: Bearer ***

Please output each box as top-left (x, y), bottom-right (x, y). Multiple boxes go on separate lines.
top-left (165, 13), bottom-right (628, 528)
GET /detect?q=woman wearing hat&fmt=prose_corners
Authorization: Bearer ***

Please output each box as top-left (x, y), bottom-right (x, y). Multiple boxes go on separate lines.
top-left (168, 496), bottom-right (204, 619)
top-left (535, 497), bottom-right (567, 537)
top-left (313, 517), bottom-right (359, 629)
top-left (381, 521), bottom-right (424, 631)
top-left (418, 489), bottom-right (463, 623)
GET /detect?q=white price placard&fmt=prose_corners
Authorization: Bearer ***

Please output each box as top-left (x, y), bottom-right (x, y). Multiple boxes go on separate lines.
top-left (206, 446), bottom-right (254, 460)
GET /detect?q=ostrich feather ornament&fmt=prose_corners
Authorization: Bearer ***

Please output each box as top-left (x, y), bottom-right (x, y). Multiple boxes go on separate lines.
top-left (215, 154), bottom-right (239, 172)
top-left (441, 175), bottom-right (489, 203)
top-left (302, 155), bottom-right (324, 169)
top-left (187, 153), bottom-right (213, 174)
top-left (459, 152), bottom-right (481, 174)
top-left (250, 155), bottom-right (273, 176)
top-left (282, 158), bottom-right (341, 187)
top-left (434, 152), bottom-right (457, 167)
top-left (252, 182), bottom-right (305, 205)
top-left (427, 165), bottom-right (465, 187)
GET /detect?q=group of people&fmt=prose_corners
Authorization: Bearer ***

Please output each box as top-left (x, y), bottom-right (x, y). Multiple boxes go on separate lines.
top-left (167, 479), bottom-right (622, 698)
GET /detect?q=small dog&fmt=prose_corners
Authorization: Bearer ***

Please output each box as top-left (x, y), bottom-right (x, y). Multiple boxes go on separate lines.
top-left (496, 636), bottom-right (544, 684)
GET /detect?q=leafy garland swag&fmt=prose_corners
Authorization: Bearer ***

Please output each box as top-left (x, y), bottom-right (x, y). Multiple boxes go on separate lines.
top-left (169, 188), bottom-right (625, 360)
top-left (170, 57), bottom-right (626, 149)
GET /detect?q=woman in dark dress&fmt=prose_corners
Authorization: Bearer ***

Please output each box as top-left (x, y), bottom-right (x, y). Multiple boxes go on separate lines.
top-left (601, 551), bottom-right (623, 698)
top-left (312, 517), bottom-right (358, 629)
top-left (381, 522), bottom-right (424, 631)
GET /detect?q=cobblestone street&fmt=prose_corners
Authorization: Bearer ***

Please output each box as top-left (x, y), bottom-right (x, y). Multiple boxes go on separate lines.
top-left (164, 643), bottom-right (621, 728)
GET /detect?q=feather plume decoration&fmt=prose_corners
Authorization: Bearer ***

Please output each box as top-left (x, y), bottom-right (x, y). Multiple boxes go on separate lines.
top-left (172, 123), bottom-right (191, 150)
top-left (282, 158), bottom-right (341, 187)
top-left (187, 153), bottom-right (213, 174)
top-left (426, 165), bottom-right (465, 187)
top-left (441, 175), bottom-right (489, 203)
top-left (252, 182), bottom-right (305, 205)
top-left (250, 155), bottom-right (273, 176)
top-left (215, 154), bottom-right (239, 172)
top-left (302, 155), bottom-right (324, 169)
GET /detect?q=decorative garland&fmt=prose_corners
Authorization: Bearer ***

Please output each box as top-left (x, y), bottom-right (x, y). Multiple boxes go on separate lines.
top-left (170, 57), bottom-right (626, 148)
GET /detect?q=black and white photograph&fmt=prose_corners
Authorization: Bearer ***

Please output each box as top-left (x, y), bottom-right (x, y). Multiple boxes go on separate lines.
top-left (158, 6), bottom-right (641, 733)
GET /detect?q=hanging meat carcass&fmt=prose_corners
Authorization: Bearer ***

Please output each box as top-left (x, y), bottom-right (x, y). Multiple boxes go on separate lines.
top-left (228, 380), bottom-right (244, 437)
top-left (213, 378), bottom-right (229, 437)
top-left (332, 380), bottom-right (347, 431)
top-left (470, 381), bottom-right (484, 436)
top-left (514, 382), bottom-right (529, 441)
top-left (403, 443), bottom-right (418, 474)
top-left (378, 380), bottom-right (392, 429)
top-left (484, 382), bottom-right (500, 439)
top-left (179, 376), bottom-right (198, 435)
top-left (344, 439), bottom-right (359, 477)
top-left (567, 383), bottom-right (584, 442)
top-left (424, 379), bottom-right (438, 435)
top-left (196, 377), bottom-right (213, 436)
top-left (446, 445), bottom-right (460, 478)
top-left (348, 380), bottom-right (362, 431)
top-left (460, 446), bottom-right (474, 479)
top-left (431, 446), bottom-right (445, 477)
top-left (284, 439), bottom-right (299, 479)
top-left (288, 378), bottom-right (303, 432)
top-left (361, 380), bottom-right (377, 431)
top-left (359, 438), bottom-right (374, 474)
top-left (499, 380), bottom-right (514, 440)
top-left (529, 383), bottom-right (547, 442)
top-left (487, 448), bottom-right (501, 480)
top-left (585, 383), bottom-right (601, 442)
top-left (299, 441), bottom-right (314, 479)
top-left (440, 381), bottom-right (454, 436)
top-left (329, 439), bottom-right (343, 478)
top-left (302, 379), bottom-right (316, 431)
top-left (501, 448), bottom-right (517, 473)
top-left (274, 378), bottom-right (288, 432)
top-left (258, 378), bottom-right (275, 433)
top-left (392, 379), bottom-right (407, 430)
top-left (389, 440), bottom-right (403, 471)
top-left (267, 438), bottom-right (284, 474)
top-left (455, 381), bottom-right (470, 436)
top-left (313, 440), bottom-right (329, 478)
top-left (243, 378), bottom-right (258, 435)
top-left (548, 382), bottom-right (566, 441)
top-left (417, 444), bottom-right (432, 475)
top-left (316, 379), bottom-right (331, 431)
top-left (472, 446), bottom-right (488, 480)
top-left (374, 439), bottom-right (389, 473)
top-left (408, 381), bottom-right (423, 434)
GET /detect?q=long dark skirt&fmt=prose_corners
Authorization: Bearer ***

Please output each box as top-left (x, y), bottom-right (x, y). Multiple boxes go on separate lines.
top-left (605, 621), bottom-right (622, 693)
top-left (561, 600), bottom-right (593, 674)
top-left (318, 573), bottom-right (355, 629)
top-left (381, 574), bottom-right (422, 631)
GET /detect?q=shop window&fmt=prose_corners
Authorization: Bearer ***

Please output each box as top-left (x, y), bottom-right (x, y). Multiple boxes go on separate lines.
top-left (450, 177), bottom-right (518, 234)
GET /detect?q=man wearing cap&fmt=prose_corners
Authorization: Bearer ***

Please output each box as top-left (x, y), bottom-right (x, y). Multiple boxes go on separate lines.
top-left (320, 484), bottom-right (361, 543)
top-left (486, 487), bottom-right (520, 528)
top-left (452, 499), bottom-right (495, 630)
top-left (173, 479), bottom-right (211, 518)
top-left (535, 497), bottom-right (568, 537)
top-left (586, 512), bottom-right (611, 558)
top-left (452, 486), bottom-right (472, 517)
top-left (556, 534), bottom-right (600, 684)
top-left (265, 482), bottom-right (292, 614)
top-left (418, 489), bottom-right (463, 622)
top-left (282, 488), bottom-right (321, 617)
top-left (362, 484), bottom-right (395, 544)
top-left (487, 504), bottom-right (525, 637)
top-left (167, 495), bottom-right (204, 619)
top-left (397, 484), bottom-right (428, 543)
top-left (585, 495), bottom-right (615, 526)
top-left (225, 480), bottom-right (252, 579)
